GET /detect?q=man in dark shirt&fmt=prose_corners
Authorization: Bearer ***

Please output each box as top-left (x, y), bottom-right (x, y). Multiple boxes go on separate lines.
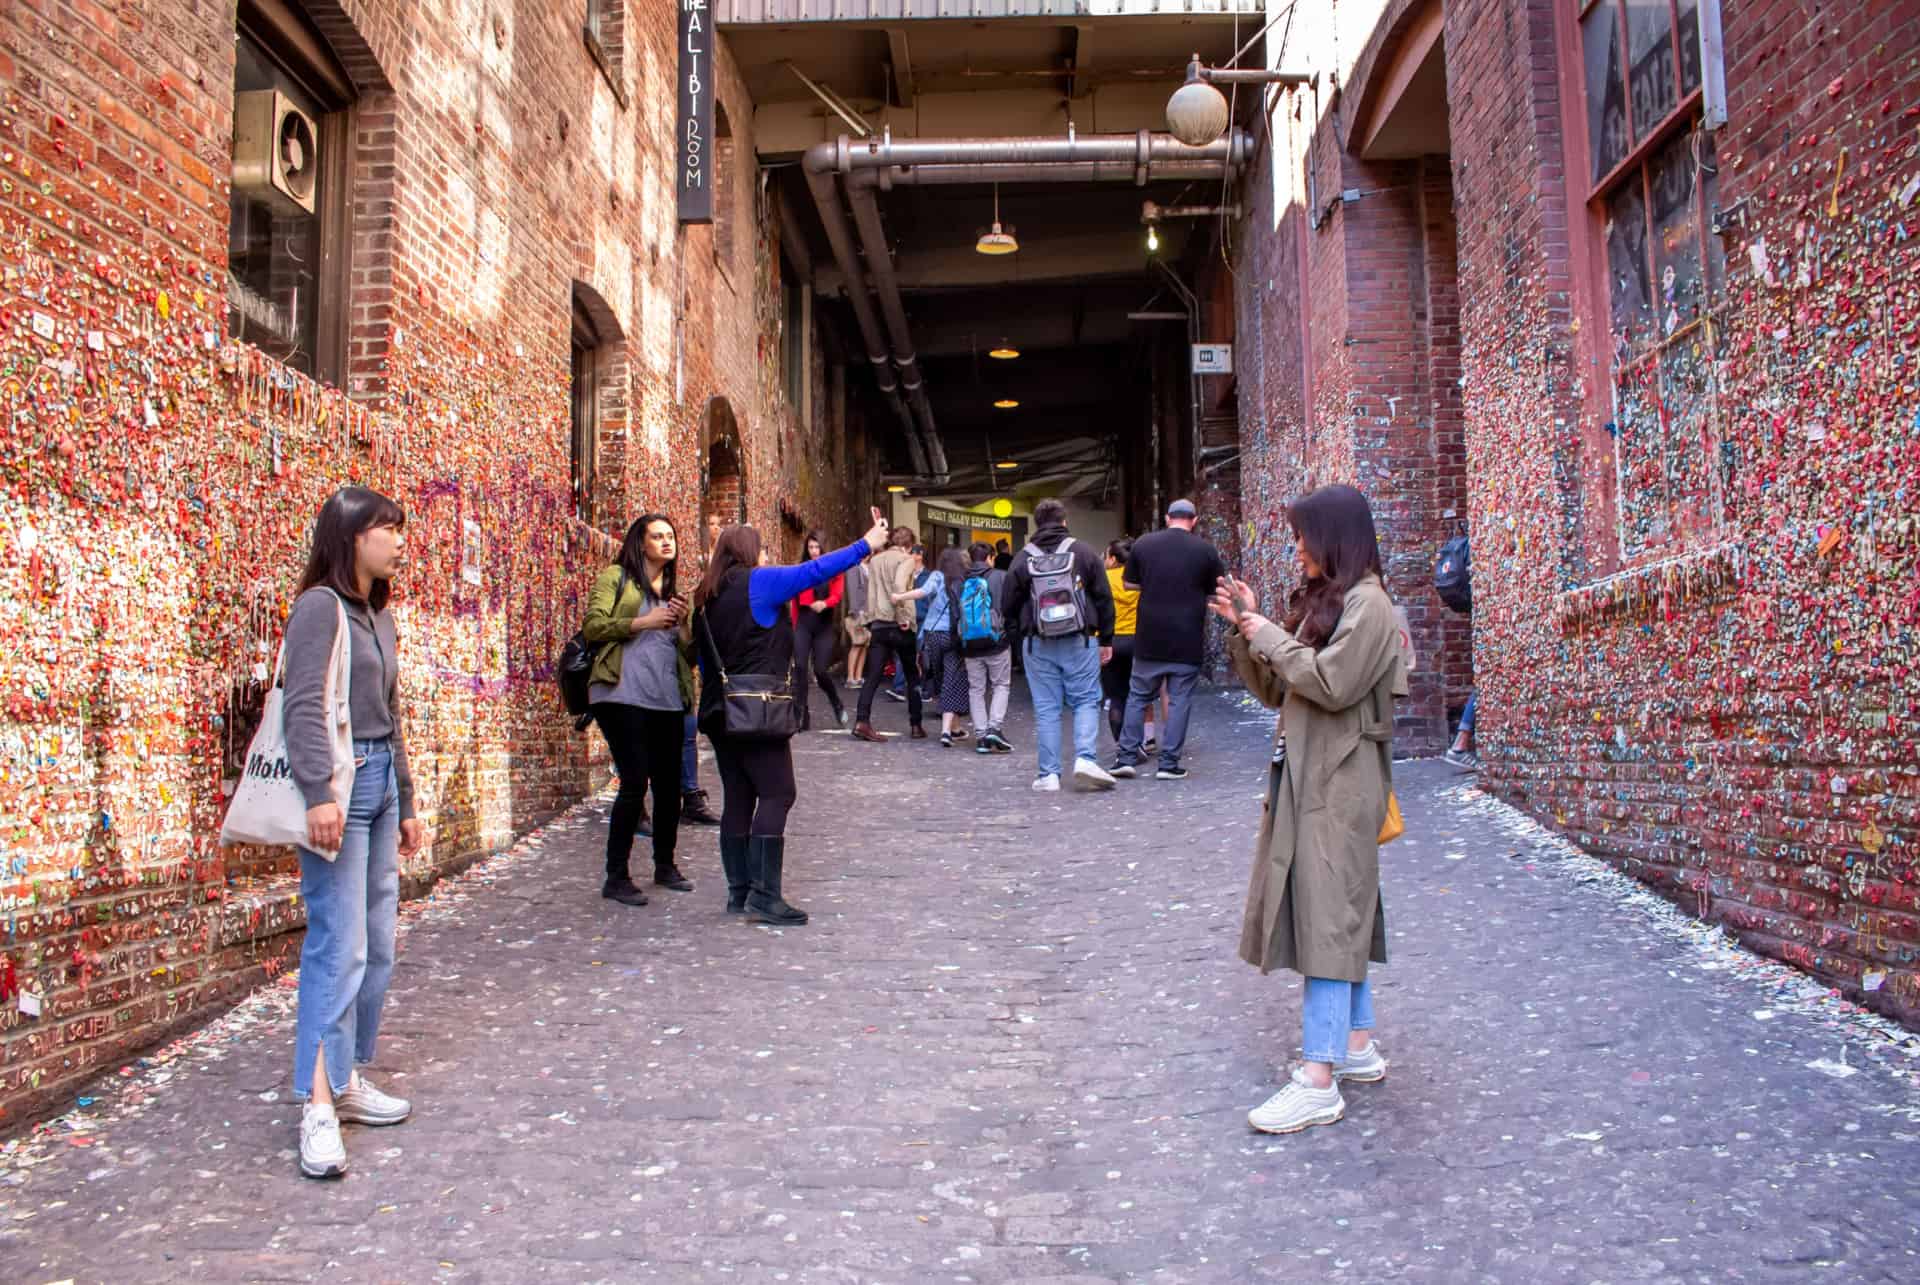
top-left (1112, 498), bottom-right (1225, 780)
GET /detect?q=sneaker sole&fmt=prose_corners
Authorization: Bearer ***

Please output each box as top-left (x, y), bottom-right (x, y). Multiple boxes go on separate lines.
top-left (1248, 1102), bottom-right (1345, 1134)
top-left (1334, 1069), bottom-right (1387, 1084)
top-left (1073, 770), bottom-right (1116, 791)
top-left (335, 1107), bottom-right (410, 1126)
top-left (299, 1156), bottom-right (348, 1178)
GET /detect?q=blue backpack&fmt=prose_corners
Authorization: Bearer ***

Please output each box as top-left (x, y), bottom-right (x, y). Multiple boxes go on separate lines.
top-left (956, 567), bottom-right (1006, 654)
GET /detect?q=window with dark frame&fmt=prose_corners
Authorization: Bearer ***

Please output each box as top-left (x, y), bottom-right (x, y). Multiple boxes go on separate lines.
top-left (782, 260), bottom-right (807, 419)
top-left (583, 0), bottom-right (627, 105)
top-left (1575, 0), bottom-right (1728, 561)
top-left (227, 0), bottom-right (356, 386)
top-left (570, 292), bottom-right (602, 523)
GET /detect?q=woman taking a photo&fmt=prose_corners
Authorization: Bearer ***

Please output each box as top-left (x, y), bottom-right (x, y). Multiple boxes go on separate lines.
top-left (790, 530), bottom-right (849, 731)
top-left (283, 486), bottom-right (426, 1179)
top-left (695, 507), bottom-right (891, 925)
top-left (894, 544), bottom-right (972, 746)
top-left (582, 513), bottom-right (695, 907)
top-left (1213, 483), bottom-right (1406, 1136)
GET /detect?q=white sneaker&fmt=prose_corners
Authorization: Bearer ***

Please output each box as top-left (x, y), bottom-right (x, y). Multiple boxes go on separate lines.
top-left (299, 1102), bottom-right (348, 1178)
top-left (1032, 773), bottom-right (1061, 792)
top-left (1335, 1040), bottom-right (1389, 1084)
top-left (1247, 1066), bottom-right (1345, 1134)
top-left (1072, 758), bottom-right (1116, 791)
top-left (335, 1072), bottom-right (412, 1125)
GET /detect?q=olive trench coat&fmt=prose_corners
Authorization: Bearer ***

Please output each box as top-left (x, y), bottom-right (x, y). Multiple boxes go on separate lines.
top-left (1227, 575), bottom-right (1408, 981)
top-left (581, 563), bottom-right (696, 710)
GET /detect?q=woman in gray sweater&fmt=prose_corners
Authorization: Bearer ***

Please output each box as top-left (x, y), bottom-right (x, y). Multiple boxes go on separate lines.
top-left (280, 486), bottom-right (425, 1179)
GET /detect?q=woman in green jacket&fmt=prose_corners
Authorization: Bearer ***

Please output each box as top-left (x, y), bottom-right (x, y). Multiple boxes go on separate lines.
top-left (582, 513), bottom-right (697, 907)
top-left (1214, 484), bottom-right (1407, 1136)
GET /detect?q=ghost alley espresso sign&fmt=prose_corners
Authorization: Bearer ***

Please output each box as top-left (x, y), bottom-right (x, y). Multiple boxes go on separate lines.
top-left (677, 0), bottom-right (713, 225)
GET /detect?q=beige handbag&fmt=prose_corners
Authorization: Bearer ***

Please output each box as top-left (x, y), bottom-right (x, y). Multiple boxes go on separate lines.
top-left (219, 591), bottom-right (356, 856)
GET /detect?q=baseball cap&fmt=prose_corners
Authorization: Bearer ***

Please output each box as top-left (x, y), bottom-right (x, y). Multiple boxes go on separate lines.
top-left (1166, 499), bottom-right (1198, 519)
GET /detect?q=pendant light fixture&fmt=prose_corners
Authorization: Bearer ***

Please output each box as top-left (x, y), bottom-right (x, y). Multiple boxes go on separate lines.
top-left (975, 184), bottom-right (1018, 256)
top-left (988, 339), bottom-right (1020, 360)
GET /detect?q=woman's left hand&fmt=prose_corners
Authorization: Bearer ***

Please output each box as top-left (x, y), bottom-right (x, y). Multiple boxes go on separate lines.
top-left (399, 818), bottom-right (426, 856)
top-left (1238, 611), bottom-right (1272, 640)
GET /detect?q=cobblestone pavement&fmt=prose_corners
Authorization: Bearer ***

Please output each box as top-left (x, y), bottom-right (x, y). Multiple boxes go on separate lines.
top-left (6, 687), bottom-right (1920, 1284)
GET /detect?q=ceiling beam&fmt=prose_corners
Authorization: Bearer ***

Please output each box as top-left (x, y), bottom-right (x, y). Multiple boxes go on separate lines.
top-left (886, 28), bottom-right (915, 108)
top-left (1069, 24), bottom-right (1094, 100)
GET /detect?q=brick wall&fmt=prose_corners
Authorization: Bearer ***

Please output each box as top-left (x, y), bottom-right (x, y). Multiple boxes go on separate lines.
top-left (1239, 0), bottom-right (1920, 1024)
top-left (0, 0), bottom-right (880, 1125)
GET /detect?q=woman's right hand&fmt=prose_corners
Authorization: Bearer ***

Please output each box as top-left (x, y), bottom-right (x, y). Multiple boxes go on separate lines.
top-left (632, 602), bottom-right (683, 632)
top-left (306, 802), bottom-right (344, 850)
top-left (862, 505), bottom-right (890, 552)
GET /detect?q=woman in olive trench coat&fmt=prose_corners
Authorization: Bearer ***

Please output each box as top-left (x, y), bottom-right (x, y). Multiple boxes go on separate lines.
top-left (1215, 484), bottom-right (1408, 1136)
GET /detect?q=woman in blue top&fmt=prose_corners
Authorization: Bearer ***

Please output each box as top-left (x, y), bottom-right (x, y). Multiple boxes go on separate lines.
top-left (895, 545), bottom-right (973, 746)
top-left (692, 507), bottom-right (890, 925)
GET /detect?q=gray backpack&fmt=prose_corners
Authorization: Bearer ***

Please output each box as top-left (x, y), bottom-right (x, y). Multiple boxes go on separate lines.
top-left (1024, 540), bottom-right (1089, 639)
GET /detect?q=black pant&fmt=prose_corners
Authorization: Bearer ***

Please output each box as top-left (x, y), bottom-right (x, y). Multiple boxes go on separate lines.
top-left (792, 607), bottom-right (844, 719)
top-left (1102, 635), bottom-right (1136, 740)
top-left (711, 735), bottom-right (798, 837)
top-left (856, 623), bottom-right (922, 726)
top-left (593, 703), bottom-right (683, 881)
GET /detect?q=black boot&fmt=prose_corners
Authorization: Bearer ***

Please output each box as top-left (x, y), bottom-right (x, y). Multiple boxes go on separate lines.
top-left (719, 834), bottom-right (752, 914)
top-left (681, 790), bottom-right (720, 826)
top-left (745, 836), bottom-right (807, 925)
top-left (602, 867), bottom-right (649, 907)
top-left (653, 860), bottom-right (693, 892)
top-left (798, 703), bottom-right (812, 733)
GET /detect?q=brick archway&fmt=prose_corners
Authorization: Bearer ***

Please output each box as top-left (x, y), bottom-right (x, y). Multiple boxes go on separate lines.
top-left (701, 396), bottom-right (746, 554)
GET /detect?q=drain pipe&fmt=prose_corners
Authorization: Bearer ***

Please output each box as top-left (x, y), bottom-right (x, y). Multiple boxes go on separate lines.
top-left (800, 164), bottom-right (930, 478)
top-left (843, 181), bottom-right (949, 485)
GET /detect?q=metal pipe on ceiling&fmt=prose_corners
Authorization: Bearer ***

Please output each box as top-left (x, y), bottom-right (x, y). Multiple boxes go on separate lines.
top-left (802, 129), bottom-right (1252, 489)
top-left (844, 179), bottom-right (951, 485)
top-left (801, 165), bottom-right (930, 478)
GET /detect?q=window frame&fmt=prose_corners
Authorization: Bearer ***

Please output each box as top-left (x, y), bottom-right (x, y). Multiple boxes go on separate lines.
top-left (231, 0), bottom-right (357, 386)
top-left (1569, 0), bottom-right (1727, 565)
top-left (570, 294), bottom-right (602, 524)
top-left (583, 0), bottom-right (630, 108)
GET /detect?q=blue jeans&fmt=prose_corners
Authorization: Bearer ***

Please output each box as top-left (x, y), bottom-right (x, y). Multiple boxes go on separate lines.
top-left (1459, 691), bottom-right (1477, 738)
top-left (293, 739), bottom-right (400, 1098)
top-left (1118, 659), bottom-right (1200, 770)
top-left (1301, 976), bottom-right (1376, 1065)
top-left (682, 712), bottom-right (700, 794)
top-left (1024, 635), bottom-right (1103, 777)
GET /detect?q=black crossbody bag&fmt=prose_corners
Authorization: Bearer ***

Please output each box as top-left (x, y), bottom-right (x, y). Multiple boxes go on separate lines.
top-left (697, 611), bottom-right (799, 741)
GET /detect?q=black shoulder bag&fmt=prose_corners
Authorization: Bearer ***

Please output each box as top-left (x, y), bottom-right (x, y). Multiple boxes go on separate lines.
top-left (696, 610), bottom-right (799, 741)
top-left (557, 569), bottom-right (628, 725)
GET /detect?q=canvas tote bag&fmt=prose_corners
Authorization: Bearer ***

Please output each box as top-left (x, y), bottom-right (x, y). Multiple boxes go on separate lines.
top-left (220, 591), bottom-right (356, 856)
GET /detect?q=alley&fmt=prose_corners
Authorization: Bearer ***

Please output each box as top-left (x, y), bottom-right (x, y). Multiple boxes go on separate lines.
top-left (3, 690), bottom-right (1919, 1284)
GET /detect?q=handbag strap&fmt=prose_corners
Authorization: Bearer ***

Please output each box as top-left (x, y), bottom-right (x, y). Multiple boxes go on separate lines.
top-left (324, 589), bottom-right (352, 711)
top-left (696, 608), bottom-right (729, 683)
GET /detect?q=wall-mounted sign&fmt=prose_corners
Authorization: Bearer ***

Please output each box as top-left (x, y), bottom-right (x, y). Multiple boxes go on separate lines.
top-left (1192, 343), bottom-right (1233, 374)
top-left (924, 504), bottom-right (1012, 532)
top-left (677, 0), bottom-right (713, 224)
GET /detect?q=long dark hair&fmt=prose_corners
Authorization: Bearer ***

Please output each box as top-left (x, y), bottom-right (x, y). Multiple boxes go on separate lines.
top-left (695, 524), bottom-right (762, 610)
top-left (936, 544), bottom-right (968, 586)
top-left (299, 486), bottom-right (406, 611)
top-left (803, 528), bottom-right (828, 560)
top-left (1282, 484), bottom-right (1385, 649)
top-left (617, 513), bottom-right (677, 601)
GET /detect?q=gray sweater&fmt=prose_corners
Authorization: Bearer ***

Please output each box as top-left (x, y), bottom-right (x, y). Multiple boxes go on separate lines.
top-left (282, 587), bottom-right (416, 820)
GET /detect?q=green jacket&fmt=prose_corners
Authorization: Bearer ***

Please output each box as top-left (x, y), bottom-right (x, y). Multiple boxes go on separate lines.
top-left (581, 563), bottom-right (695, 711)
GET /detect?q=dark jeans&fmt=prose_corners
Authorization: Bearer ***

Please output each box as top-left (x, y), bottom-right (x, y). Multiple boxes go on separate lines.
top-left (711, 735), bottom-right (798, 837)
top-left (793, 607), bottom-right (845, 718)
top-left (856, 623), bottom-right (922, 727)
top-left (682, 712), bottom-right (700, 794)
top-left (1101, 635), bottom-right (1136, 740)
top-left (593, 703), bottom-right (683, 881)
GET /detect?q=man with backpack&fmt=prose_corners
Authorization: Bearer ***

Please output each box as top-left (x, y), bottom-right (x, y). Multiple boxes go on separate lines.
top-left (1002, 498), bottom-right (1117, 792)
top-left (958, 542), bottom-right (1014, 754)
top-left (1111, 499), bottom-right (1227, 782)
top-left (1433, 530), bottom-right (1478, 769)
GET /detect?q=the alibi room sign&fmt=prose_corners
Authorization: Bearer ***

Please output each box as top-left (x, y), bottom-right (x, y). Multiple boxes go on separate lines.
top-left (678, 0), bottom-right (713, 224)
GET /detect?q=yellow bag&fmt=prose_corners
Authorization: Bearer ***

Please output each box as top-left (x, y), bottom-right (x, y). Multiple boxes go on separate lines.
top-left (1377, 791), bottom-right (1404, 844)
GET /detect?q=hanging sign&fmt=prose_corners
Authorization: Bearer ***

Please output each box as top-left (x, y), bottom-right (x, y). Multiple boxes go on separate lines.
top-left (924, 504), bottom-right (1012, 532)
top-left (677, 0), bottom-right (713, 224)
